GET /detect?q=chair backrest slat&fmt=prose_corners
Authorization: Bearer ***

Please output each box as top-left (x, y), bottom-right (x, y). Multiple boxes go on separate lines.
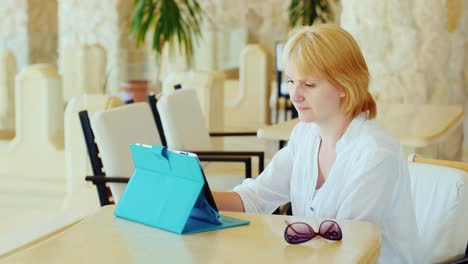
top-left (413, 156), bottom-right (468, 172)
top-left (78, 110), bottom-right (111, 206)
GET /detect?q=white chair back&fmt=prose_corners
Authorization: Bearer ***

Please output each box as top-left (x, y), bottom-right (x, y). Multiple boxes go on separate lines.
top-left (162, 70), bottom-right (225, 132)
top-left (157, 89), bottom-right (212, 151)
top-left (91, 103), bottom-right (162, 203)
top-left (64, 94), bottom-right (123, 196)
top-left (409, 156), bottom-right (468, 262)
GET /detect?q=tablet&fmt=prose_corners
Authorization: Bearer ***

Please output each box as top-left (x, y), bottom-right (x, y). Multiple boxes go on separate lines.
top-left (168, 150), bottom-right (218, 212)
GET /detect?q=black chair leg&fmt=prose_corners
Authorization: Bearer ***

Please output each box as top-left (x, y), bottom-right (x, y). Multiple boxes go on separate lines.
top-left (291, 105), bottom-right (298, 118)
top-left (272, 203), bottom-right (292, 215)
top-left (279, 140), bottom-right (286, 149)
top-left (259, 154), bottom-right (264, 174)
top-left (286, 204), bottom-right (293, 215)
top-left (245, 158), bottom-right (252, 179)
top-left (276, 99), bottom-right (280, 124)
top-left (276, 70), bottom-right (282, 124)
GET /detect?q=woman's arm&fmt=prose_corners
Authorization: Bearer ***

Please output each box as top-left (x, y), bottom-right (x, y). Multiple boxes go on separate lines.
top-left (211, 123), bottom-right (307, 214)
top-left (213, 191), bottom-right (245, 212)
top-left (221, 123), bottom-right (306, 214)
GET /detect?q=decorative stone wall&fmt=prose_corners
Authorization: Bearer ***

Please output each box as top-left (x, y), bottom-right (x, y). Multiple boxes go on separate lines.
top-left (3, 0), bottom-right (465, 104)
top-left (28, 0), bottom-right (58, 65)
top-left (340, 0), bottom-right (467, 105)
top-left (58, 0), bottom-right (120, 61)
top-left (340, 0), bottom-right (467, 160)
top-left (0, 0), bottom-right (28, 69)
top-left (196, 0), bottom-right (341, 69)
top-left (0, 50), bottom-right (16, 132)
top-left (58, 0), bottom-right (149, 94)
top-left (0, 0), bottom-right (57, 70)
top-left (198, 0), bottom-right (291, 56)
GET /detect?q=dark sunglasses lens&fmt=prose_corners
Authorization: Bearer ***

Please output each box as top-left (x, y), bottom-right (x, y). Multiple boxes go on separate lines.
top-left (319, 220), bottom-right (343, 240)
top-left (284, 222), bottom-right (315, 244)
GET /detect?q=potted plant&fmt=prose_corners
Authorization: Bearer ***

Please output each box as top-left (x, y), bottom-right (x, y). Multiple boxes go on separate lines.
top-left (288, 0), bottom-right (335, 27)
top-left (122, 0), bottom-right (204, 102)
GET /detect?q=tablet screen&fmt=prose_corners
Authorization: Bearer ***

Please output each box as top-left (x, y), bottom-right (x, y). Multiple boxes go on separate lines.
top-left (169, 150), bottom-right (219, 212)
top-left (199, 168), bottom-right (218, 212)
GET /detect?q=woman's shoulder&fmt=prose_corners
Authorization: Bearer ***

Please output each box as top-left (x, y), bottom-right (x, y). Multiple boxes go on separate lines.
top-left (358, 118), bottom-right (400, 151)
top-left (346, 118), bottom-right (402, 162)
top-left (344, 119), bottom-right (407, 182)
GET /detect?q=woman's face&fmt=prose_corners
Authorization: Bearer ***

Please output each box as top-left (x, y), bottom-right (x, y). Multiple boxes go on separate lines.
top-left (286, 65), bottom-right (344, 123)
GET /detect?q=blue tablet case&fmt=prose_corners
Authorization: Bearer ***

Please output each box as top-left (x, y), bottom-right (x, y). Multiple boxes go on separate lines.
top-left (114, 144), bottom-right (250, 234)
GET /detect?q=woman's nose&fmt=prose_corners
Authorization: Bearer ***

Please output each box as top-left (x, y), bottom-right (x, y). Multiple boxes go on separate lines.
top-left (289, 85), bottom-right (304, 102)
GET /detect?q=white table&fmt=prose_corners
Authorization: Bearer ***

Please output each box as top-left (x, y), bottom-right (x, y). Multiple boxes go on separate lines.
top-left (0, 205), bottom-right (381, 264)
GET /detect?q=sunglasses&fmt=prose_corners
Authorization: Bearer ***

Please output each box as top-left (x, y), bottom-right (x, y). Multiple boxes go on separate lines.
top-left (284, 220), bottom-right (343, 244)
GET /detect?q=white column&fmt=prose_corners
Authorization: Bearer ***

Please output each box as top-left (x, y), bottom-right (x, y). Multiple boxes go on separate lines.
top-left (62, 44), bottom-right (107, 102)
top-left (0, 64), bottom-right (65, 180)
top-left (225, 45), bottom-right (271, 131)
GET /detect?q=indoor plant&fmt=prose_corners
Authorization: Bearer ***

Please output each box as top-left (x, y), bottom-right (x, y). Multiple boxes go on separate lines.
top-left (288, 0), bottom-right (335, 27)
top-left (130, 0), bottom-right (204, 63)
top-left (123, 0), bottom-right (204, 101)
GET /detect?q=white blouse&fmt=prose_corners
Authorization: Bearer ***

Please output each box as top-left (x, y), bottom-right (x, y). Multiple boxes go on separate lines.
top-left (233, 115), bottom-right (424, 264)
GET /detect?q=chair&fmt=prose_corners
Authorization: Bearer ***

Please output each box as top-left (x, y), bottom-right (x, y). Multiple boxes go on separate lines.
top-left (408, 154), bottom-right (468, 263)
top-left (79, 102), bottom-right (161, 205)
top-left (80, 96), bottom-right (255, 205)
top-left (163, 72), bottom-right (264, 146)
top-left (162, 70), bottom-right (225, 132)
top-left (79, 110), bottom-right (126, 206)
top-left (65, 94), bottom-right (124, 206)
top-left (148, 93), bottom-right (256, 181)
top-left (156, 89), bottom-right (265, 188)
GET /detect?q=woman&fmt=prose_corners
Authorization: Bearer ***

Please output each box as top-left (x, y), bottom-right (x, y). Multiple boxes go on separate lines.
top-left (213, 24), bottom-right (423, 263)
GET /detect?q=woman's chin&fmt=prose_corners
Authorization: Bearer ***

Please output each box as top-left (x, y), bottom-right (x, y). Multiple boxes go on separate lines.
top-left (298, 114), bottom-right (315, 123)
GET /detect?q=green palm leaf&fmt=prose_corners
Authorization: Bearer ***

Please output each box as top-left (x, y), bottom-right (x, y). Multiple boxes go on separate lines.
top-left (130, 0), bottom-right (204, 64)
top-left (288, 0), bottom-right (335, 27)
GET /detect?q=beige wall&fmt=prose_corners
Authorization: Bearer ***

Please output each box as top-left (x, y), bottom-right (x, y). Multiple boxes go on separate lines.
top-left (28, 0), bottom-right (58, 65)
top-left (198, 0), bottom-right (291, 56)
top-left (58, 0), bottom-right (150, 93)
top-left (341, 0), bottom-right (467, 105)
top-left (0, 1), bottom-right (27, 69)
top-left (2, 0), bottom-right (466, 103)
top-left (198, 0), bottom-right (342, 58)
top-left (198, 0), bottom-right (467, 106)
top-left (0, 0), bottom-right (57, 69)
top-left (58, 0), bottom-right (120, 92)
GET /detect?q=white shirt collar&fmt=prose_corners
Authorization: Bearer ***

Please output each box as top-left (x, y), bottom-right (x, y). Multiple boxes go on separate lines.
top-left (336, 113), bottom-right (369, 153)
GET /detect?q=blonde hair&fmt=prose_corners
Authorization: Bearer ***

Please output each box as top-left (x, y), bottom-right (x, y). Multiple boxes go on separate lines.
top-left (282, 24), bottom-right (376, 119)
